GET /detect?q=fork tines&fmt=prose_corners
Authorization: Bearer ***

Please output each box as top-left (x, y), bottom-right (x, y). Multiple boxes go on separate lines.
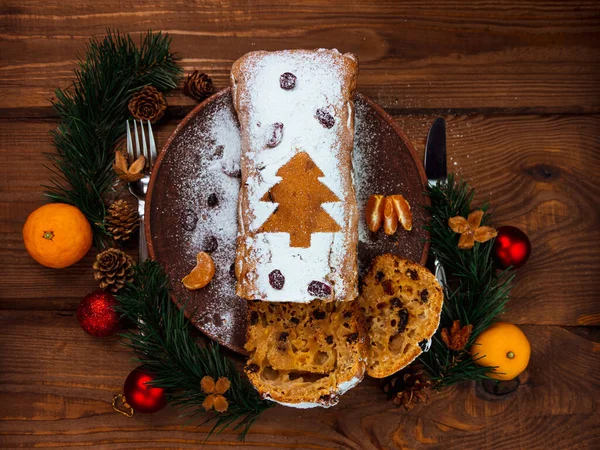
top-left (126, 119), bottom-right (157, 168)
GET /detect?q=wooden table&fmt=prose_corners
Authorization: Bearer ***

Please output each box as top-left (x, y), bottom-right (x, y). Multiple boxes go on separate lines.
top-left (1, 2), bottom-right (599, 449)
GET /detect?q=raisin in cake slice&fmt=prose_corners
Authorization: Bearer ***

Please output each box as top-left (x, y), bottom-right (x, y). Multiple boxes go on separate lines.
top-left (244, 300), bottom-right (366, 408)
top-left (231, 49), bottom-right (359, 303)
top-left (358, 254), bottom-right (444, 378)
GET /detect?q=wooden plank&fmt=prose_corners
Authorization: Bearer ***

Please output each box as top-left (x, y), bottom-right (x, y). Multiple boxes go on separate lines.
top-left (0, 311), bottom-right (597, 449)
top-left (0, 1), bottom-right (599, 116)
top-left (1, 115), bottom-right (598, 327)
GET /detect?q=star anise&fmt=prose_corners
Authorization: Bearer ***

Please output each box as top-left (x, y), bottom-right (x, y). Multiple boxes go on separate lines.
top-left (448, 210), bottom-right (497, 250)
top-left (441, 320), bottom-right (473, 351)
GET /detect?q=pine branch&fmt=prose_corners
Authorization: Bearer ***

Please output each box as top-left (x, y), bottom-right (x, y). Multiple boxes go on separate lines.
top-left (116, 260), bottom-right (273, 441)
top-left (418, 174), bottom-right (513, 388)
top-left (44, 30), bottom-right (182, 248)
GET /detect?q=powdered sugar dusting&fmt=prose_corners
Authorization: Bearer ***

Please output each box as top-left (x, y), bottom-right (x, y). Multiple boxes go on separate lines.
top-left (164, 97), bottom-right (242, 339)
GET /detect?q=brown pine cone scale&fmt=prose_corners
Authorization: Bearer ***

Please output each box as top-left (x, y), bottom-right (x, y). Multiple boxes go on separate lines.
top-left (93, 248), bottom-right (134, 293)
top-left (183, 71), bottom-right (214, 102)
top-left (128, 86), bottom-right (167, 123)
top-left (106, 199), bottom-right (139, 242)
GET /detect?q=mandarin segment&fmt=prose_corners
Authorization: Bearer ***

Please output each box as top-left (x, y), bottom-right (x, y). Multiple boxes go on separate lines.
top-left (182, 251), bottom-right (216, 290)
top-left (383, 196), bottom-right (398, 235)
top-left (365, 194), bottom-right (385, 232)
top-left (389, 194), bottom-right (412, 231)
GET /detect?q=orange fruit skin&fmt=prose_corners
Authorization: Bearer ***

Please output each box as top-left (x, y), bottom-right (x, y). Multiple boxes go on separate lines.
top-left (470, 322), bottom-right (531, 381)
top-left (23, 203), bottom-right (93, 269)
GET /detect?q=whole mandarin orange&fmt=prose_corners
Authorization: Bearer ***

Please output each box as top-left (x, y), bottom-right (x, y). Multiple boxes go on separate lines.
top-left (23, 203), bottom-right (93, 268)
top-left (470, 322), bottom-right (531, 381)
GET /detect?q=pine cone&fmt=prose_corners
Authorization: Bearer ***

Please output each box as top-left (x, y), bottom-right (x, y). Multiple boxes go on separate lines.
top-left (93, 248), bottom-right (134, 293)
top-left (106, 200), bottom-right (140, 242)
top-left (382, 365), bottom-right (431, 410)
top-left (128, 86), bottom-right (167, 123)
top-left (183, 71), bottom-right (214, 102)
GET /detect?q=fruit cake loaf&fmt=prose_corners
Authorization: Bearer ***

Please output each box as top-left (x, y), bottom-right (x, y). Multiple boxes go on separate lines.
top-left (231, 49), bottom-right (359, 303)
top-left (358, 254), bottom-right (444, 378)
top-left (244, 299), bottom-right (367, 408)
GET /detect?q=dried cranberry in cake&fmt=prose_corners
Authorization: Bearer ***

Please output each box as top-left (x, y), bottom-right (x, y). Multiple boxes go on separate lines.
top-left (312, 309), bottom-right (326, 320)
top-left (266, 122), bottom-right (284, 148)
top-left (203, 235), bottom-right (218, 253)
top-left (406, 269), bottom-right (419, 280)
top-left (315, 108), bottom-right (335, 128)
top-left (182, 209), bottom-right (198, 231)
top-left (397, 309), bottom-right (409, 333)
top-left (381, 279), bottom-right (394, 295)
top-left (420, 289), bottom-right (429, 303)
top-left (308, 280), bottom-right (332, 297)
top-left (268, 269), bottom-right (285, 290)
top-left (207, 193), bottom-right (219, 207)
top-left (221, 159), bottom-right (241, 178)
top-left (279, 72), bottom-right (296, 90)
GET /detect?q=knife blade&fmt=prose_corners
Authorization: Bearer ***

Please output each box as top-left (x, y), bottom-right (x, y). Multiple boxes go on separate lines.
top-left (424, 117), bottom-right (447, 185)
top-left (424, 117), bottom-right (448, 292)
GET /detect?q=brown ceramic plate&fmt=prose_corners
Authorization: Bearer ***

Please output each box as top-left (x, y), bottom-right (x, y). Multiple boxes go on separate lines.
top-left (146, 88), bottom-right (429, 354)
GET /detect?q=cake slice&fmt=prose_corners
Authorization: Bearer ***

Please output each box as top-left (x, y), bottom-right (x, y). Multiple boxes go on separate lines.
top-left (231, 49), bottom-right (359, 303)
top-left (358, 254), bottom-right (444, 378)
top-left (244, 299), bottom-right (366, 408)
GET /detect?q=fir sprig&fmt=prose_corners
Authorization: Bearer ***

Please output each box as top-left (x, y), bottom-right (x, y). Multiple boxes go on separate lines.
top-left (116, 260), bottom-right (273, 440)
top-left (44, 30), bottom-right (182, 247)
top-left (419, 174), bottom-right (514, 388)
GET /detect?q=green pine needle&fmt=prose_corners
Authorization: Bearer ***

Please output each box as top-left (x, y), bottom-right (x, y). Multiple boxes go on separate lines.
top-left (418, 174), bottom-right (514, 388)
top-left (116, 260), bottom-right (273, 441)
top-left (44, 30), bottom-right (182, 248)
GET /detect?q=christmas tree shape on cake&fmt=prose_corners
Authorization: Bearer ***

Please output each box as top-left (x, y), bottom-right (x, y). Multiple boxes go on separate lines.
top-left (258, 151), bottom-right (341, 248)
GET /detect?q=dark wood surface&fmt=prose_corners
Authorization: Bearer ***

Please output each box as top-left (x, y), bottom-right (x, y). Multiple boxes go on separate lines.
top-left (0, 1), bottom-right (598, 449)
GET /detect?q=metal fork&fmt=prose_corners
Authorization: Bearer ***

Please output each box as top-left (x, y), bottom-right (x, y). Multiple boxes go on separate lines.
top-left (126, 119), bottom-right (156, 261)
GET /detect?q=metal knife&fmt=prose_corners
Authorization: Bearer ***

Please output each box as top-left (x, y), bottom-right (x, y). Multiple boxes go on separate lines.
top-left (424, 118), bottom-right (448, 292)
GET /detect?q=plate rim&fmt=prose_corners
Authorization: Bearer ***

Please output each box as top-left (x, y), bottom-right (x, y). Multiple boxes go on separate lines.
top-left (145, 87), bottom-right (430, 353)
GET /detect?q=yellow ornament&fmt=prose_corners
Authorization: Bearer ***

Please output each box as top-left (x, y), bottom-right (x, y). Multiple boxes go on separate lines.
top-left (470, 322), bottom-right (531, 381)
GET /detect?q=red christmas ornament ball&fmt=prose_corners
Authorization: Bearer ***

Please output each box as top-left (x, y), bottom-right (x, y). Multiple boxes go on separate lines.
top-left (492, 226), bottom-right (531, 270)
top-left (77, 290), bottom-right (120, 337)
top-left (123, 367), bottom-right (167, 414)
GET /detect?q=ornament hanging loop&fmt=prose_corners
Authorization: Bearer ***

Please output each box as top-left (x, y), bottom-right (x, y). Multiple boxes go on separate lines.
top-left (112, 393), bottom-right (134, 417)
